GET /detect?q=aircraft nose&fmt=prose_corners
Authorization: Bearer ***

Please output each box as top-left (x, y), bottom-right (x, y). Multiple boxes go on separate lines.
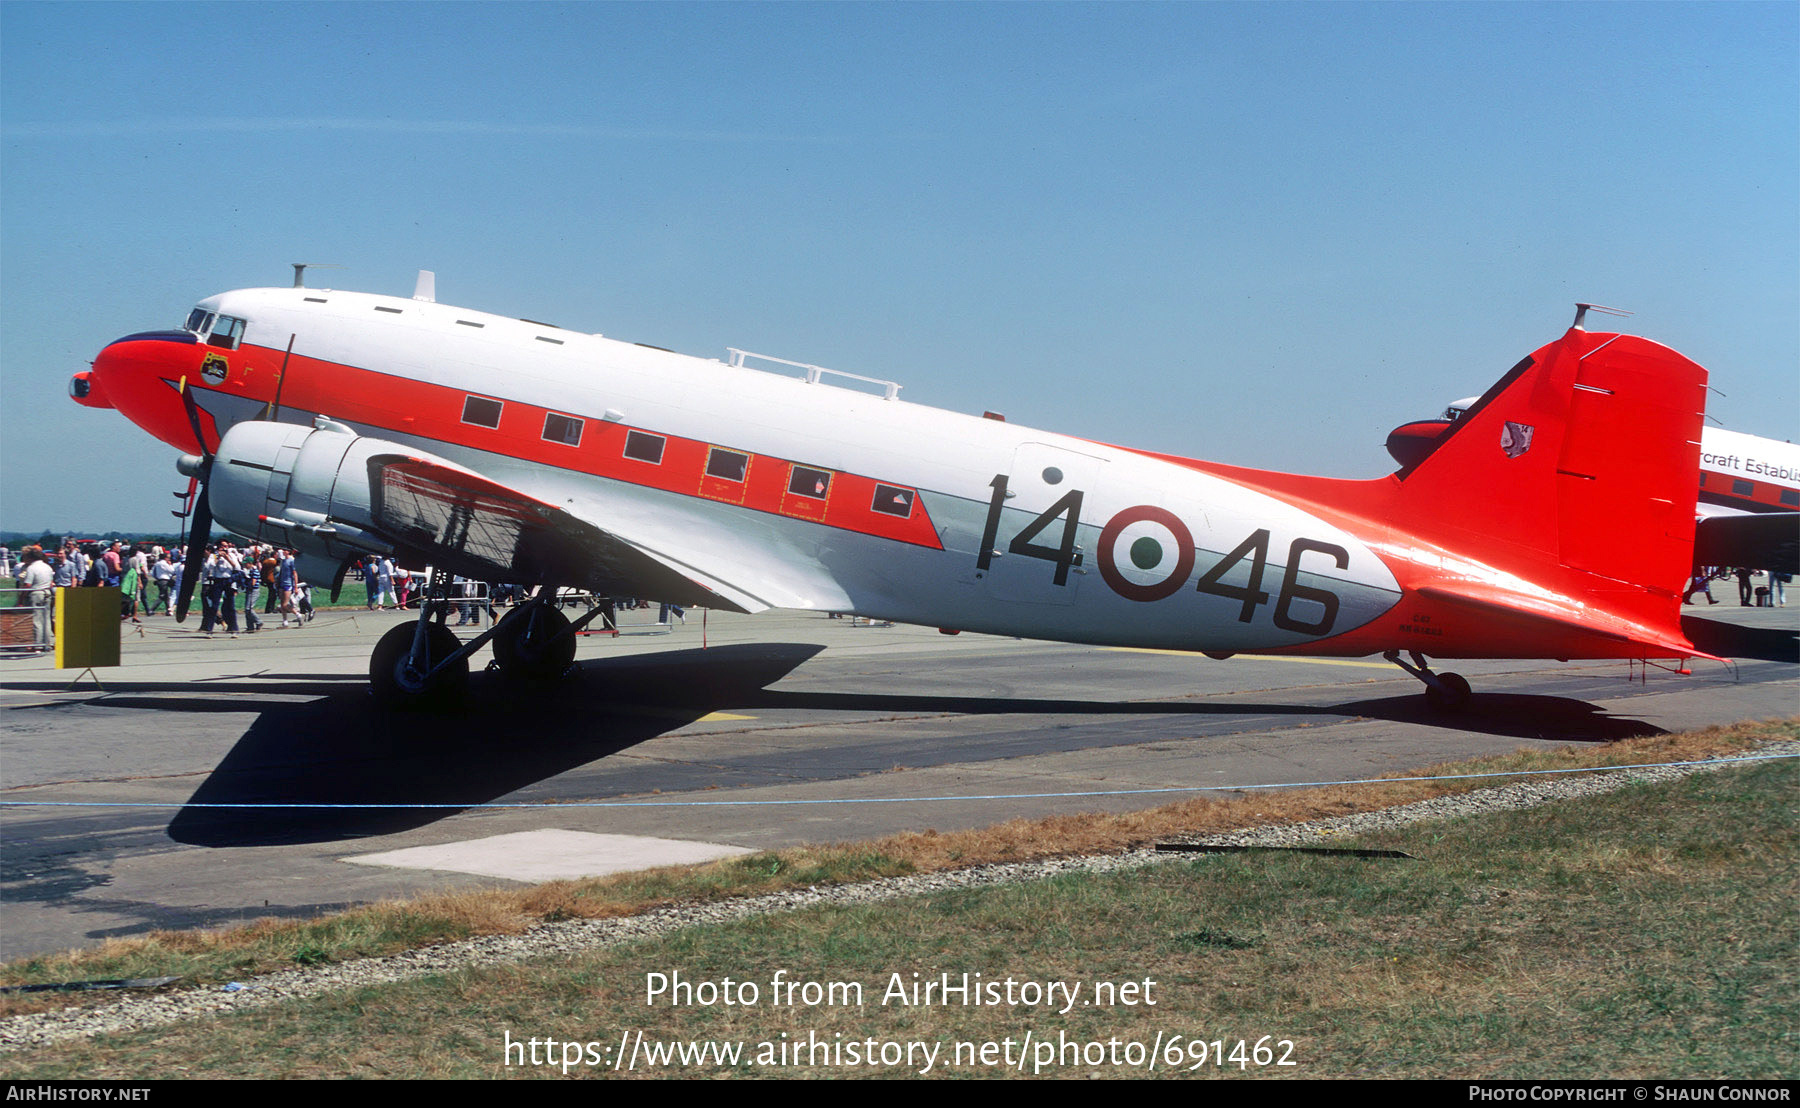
top-left (68, 368), bottom-right (112, 409)
top-left (84, 330), bottom-right (212, 453)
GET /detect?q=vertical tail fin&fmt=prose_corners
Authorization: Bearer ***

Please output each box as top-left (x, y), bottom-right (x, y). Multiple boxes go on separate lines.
top-left (1113, 315), bottom-right (1712, 659)
top-left (1400, 324), bottom-right (1708, 638)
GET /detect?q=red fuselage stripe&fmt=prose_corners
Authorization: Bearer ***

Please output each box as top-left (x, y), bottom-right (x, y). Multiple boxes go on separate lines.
top-left (166, 339), bottom-right (944, 550)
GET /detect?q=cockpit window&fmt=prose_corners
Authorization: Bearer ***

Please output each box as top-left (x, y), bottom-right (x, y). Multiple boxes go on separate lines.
top-left (206, 315), bottom-right (246, 350)
top-left (184, 308), bottom-right (215, 336)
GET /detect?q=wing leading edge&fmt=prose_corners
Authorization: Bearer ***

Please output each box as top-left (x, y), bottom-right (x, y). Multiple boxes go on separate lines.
top-left (206, 418), bottom-right (810, 613)
top-left (370, 454), bottom-right (770, 612)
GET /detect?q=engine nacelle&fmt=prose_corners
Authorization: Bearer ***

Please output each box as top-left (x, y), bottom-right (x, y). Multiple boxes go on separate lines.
top-left (207, 418), bottom-right (447, 581)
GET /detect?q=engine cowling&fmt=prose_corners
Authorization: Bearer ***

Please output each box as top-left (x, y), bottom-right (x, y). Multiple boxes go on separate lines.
top-left (206, 418), bottom-right (428, 586)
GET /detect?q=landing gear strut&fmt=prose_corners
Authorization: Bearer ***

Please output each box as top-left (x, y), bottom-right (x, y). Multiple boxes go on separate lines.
top-left (370, 569), bottom-right (470, 709)
top-left (367, 577), bottom-right (613, 707)
top-left (488, 588), bottom-right (616, 678)
top-left (1385, 650), bottom-right (1472, 711)
top-left (491, 591), bottom-right (583, 679)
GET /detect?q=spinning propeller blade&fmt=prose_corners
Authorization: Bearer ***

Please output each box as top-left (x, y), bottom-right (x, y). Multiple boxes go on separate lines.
top-left (172, 377), bottom-right (216, 624)
top-left (173, 484), bottom-right (211, 624)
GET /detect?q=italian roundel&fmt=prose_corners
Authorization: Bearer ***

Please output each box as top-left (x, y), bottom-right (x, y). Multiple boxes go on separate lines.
top-left (1097, 506), bottom-right (1197, 602)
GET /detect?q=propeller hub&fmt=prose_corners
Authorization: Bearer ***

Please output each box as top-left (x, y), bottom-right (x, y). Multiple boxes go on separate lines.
top-left (176, 453), bottom-right (207, 479)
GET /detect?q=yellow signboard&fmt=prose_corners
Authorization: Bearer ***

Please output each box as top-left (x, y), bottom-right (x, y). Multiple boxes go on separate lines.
top-left (55, 587), bottom-right (121, 669)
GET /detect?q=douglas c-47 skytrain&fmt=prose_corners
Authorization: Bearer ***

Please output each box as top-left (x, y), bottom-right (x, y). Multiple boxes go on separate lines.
top-left (72, 272), bottom-right (1724, 708)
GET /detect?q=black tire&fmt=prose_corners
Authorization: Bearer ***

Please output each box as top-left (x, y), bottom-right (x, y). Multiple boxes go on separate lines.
top-left (370, 622), bottom-right (468, 709)
top-left (491, 604), bottom-right (576, 680)
top-left (1425, 671), bottom-right (1471, 711)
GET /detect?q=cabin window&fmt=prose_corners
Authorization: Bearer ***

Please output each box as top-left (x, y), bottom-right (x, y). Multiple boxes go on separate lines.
top-left (374, 305), bottom-right (403, 315)
top-left (706, 449), bottom-right (749, 482)
top-left (536, 335), bottom-right (565, 345)
top-left (456, 319), bottom-right (485, 328)
top-left (462, 395), bottom-right (503, 429)
top-left (206, 315), bottom-right (245, 350)
top-left (623, 430), bottom-right (665, 464)
top-left (789, 466), bottom-right (832, 500)
top-left (1782, 489), bottom-right (1799, 507)
top-left (871, 484), bottom-right (915, 518)
top-left (1732, 479), bottom-right (1755, 497)
top-left (543, 413), bottom-right (583, 446)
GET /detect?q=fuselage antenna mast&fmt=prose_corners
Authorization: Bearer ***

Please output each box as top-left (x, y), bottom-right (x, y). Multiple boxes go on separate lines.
top-left (291, 263), bottom-right (345, 289)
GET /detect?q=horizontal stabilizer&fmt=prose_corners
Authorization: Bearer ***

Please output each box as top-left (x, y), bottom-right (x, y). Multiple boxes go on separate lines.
top-left (1413, 586), bottom-right (1721, 662)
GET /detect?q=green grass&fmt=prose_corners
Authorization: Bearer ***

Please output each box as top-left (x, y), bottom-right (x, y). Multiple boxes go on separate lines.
top-left (3, 749), bottom-right (1792, 1078)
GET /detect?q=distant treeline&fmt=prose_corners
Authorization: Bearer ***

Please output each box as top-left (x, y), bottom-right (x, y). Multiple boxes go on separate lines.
top-left (0, 530), bottom-right (218, 549)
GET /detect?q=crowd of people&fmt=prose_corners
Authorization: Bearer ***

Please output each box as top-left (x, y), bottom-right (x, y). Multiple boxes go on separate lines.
top-left (3, 538), bottom-right (321, 649)
top-left (1, 540), bottom-right (570, 654)
top-left (188, 539), bottom-right (315, 636)
top-left (1684, 566), bottom-right (1788, 607)
top-left (348, 555), bottom-right (516, 626)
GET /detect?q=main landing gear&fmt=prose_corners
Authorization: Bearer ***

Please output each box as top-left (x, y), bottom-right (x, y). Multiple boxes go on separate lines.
top-left (370, 619), bottom-right (468, 710)
top-left (368, 575), bottom-right (611, 708)
top-left (1384, 650), bottom-right (1472, 711)
top-left (490, 601), bottom-right (578, 679)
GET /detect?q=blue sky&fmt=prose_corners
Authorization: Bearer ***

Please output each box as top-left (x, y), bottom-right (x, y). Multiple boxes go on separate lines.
top-left (3, 1), bottom-right (1794, 532)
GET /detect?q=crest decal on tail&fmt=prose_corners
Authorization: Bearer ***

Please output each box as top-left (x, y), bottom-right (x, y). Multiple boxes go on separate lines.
top-left (1500, 421), bottom-right (1534, 458)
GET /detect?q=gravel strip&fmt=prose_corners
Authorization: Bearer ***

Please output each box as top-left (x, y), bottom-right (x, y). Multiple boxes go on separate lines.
top-left (4, 743), bottom-right (1793, 1052)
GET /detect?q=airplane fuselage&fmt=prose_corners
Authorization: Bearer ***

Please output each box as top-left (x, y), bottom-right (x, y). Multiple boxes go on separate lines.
top-left (80, 281), bottom-right (1713, 668)
top-left (90, 285), bottom-right (1410, 653)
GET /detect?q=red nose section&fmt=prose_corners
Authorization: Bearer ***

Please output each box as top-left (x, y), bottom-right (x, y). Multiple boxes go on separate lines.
top-left (86, 332), bottom-right (218, 453)
top-left (68, 370), bottom-right (113, 409)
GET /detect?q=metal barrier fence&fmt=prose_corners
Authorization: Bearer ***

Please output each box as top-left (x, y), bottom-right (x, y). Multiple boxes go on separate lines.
top-left (0, 587), bottom-right (52, 655)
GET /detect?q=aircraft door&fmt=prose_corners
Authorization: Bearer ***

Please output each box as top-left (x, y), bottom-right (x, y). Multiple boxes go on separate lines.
top-left (978, 442), bottom-right (1107, 605)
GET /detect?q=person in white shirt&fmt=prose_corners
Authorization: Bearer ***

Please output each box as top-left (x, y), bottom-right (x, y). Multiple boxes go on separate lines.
top-left (151, 553), bottom-right (176, 614)
top-left (374, 557), bottom-right (397, 609)
top-left (17, 548), bottom-right (54, 651)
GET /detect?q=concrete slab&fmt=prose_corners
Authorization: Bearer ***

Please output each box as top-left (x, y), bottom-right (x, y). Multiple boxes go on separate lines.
top-left (343, 829), bottom-right (755, 882)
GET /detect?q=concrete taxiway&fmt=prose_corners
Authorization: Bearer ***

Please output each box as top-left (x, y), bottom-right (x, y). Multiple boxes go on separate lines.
top-left (2, 602), bottom-right (1794, 960)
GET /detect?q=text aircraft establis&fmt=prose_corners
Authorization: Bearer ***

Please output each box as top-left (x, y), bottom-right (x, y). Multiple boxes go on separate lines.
top-left (74, 273), bottom-right (1720, 709)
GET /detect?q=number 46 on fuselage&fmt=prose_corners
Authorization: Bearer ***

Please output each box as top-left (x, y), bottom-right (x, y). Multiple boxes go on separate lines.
top-left (72, 275), bottom-right (1717, 709)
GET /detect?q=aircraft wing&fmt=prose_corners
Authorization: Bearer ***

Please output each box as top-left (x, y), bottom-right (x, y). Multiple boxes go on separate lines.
top-left (369, 455), bottom-right (771, 611)
top-left (212, 420), bottom-right (856, 613)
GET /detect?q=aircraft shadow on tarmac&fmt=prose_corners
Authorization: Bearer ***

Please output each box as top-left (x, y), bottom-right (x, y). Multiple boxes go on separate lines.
top-left (736, 687), bottom-right (1662, 749)
top-left (1680, 614), bottom-right (1800, 663)
top-left (157, 641), bottom-right (1666, 847)
top-left (1332, 692), bottom-right (1662, 742)
top-left (166, 643), bottom-right (826, 846)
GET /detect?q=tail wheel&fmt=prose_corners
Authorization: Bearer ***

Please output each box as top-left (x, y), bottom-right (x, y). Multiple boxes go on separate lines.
top-left (1425, 671), bottom-right (1471, 712)
top-left (491, 604), bottom-right (576, 679)
top-left (370, 622), bottom-right (468, 709)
